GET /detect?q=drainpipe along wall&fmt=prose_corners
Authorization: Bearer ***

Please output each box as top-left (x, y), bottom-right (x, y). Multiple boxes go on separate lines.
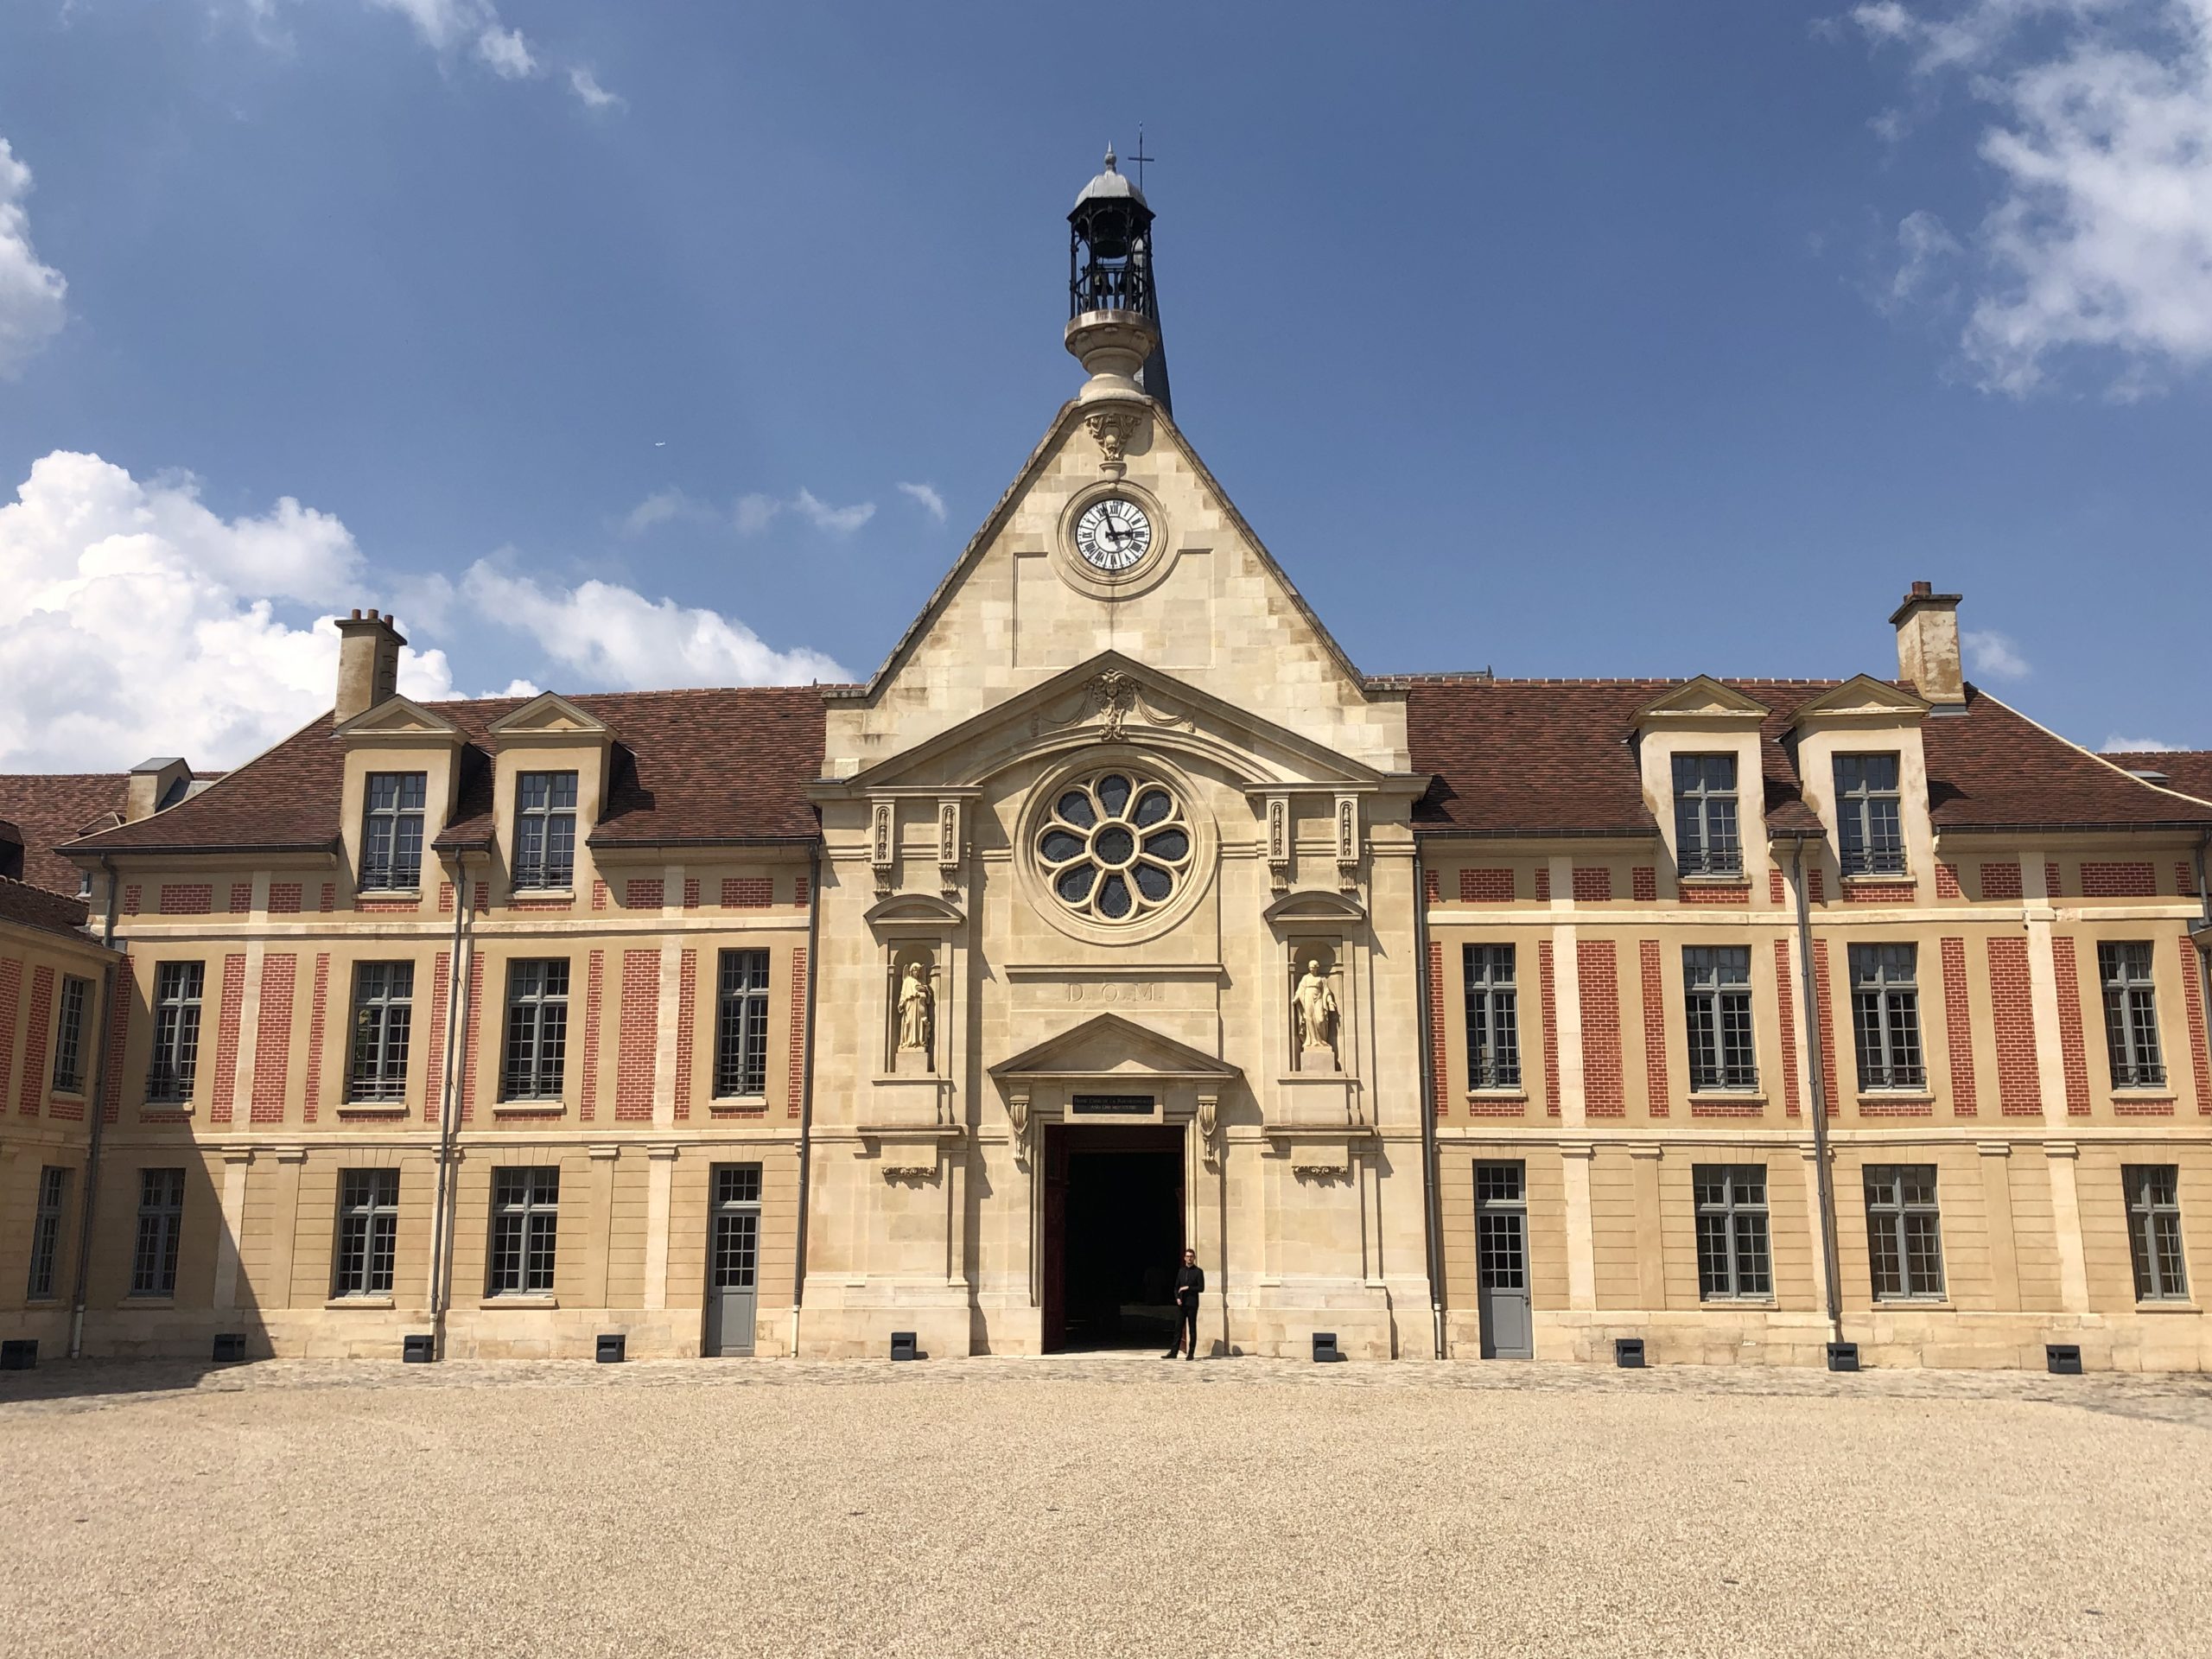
top-left (65, 855), bottom-right (123, 1359)
top-left (428, 851), bottom-right (470, 1359)
top-left (1789, 834), bottom-right (1843, 1340)
top-left (1412, 846), bottom-right (1446, 1360)
top-left (790, 842), bottom-right (822, 1358)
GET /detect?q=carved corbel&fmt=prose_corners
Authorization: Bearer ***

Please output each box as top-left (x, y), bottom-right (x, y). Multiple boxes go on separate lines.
top-left (1084, 408), bottom-right (1141, 475)
top-left (1007, 1090), bottom-right (1033, 1169)
top-left (869, 798), bottom-right (895, 897)
top-left (1334, 793), bottom-right (1359, 892)
top-left (1196, 1094), bottom-right (1220, 1169)
top-left (937, 798), bottom-right (962, 897)
top-left (1266, 795), bottom-right (1290, 894)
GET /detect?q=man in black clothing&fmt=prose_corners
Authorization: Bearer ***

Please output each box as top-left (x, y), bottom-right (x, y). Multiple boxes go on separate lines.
top-left (1165, 1248), bottom-right (1204, 1360)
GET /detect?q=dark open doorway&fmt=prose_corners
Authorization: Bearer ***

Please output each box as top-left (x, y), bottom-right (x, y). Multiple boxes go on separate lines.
top-left (1041, 1124), bottom-right (1185, 1352)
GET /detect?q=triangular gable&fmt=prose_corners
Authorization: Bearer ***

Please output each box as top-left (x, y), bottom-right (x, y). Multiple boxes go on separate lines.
top-left (827, 651), bottom-right (1398, 794)
top-left (989, 1012), bottom-right (1243, 1083)
top-left (336, 696), bottom-right (465, 743)
top-left (488, 692), bottom-right (612, 739)
top-left (1633, 677), bottom-right (1770, 728)
top-left (1790, 675), bottom-right (1929, 728)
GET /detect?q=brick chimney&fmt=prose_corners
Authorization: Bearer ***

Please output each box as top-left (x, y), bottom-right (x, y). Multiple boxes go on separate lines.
top-left (1889, 581), bottom-right (1965, 706)
top-left (334, 607), bottom-right (406, 723)
top-left (124, 757), bottom-right (194, 823)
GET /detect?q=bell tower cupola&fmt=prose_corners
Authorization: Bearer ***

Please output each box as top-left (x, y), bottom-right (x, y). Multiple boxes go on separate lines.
top-left (1066, 145), bottom-right (1172, 413)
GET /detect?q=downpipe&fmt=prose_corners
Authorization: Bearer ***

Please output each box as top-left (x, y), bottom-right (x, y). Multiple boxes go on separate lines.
top-left (66, 855), bottom-right (124, 1359)
top-left (1789, 835), bottom-right (1843, 1343)
top-left (428, 852), bottom-right (470, 1361)
top-left (790, 842), bottom-right (822, 1359)
top-left (1412, 848), bottom-right (1446, 1361)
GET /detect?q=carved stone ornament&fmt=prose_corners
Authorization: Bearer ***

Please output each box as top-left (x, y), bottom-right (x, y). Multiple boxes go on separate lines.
top-left (870, 799), bottom-right (895, 896)
top-left (937, 799), bottom-right (962, 896)
top-left (1092, 670), bottom-right (1135, 741)
top-left (1267, 797), bottom-right (1290, 893)
top-left (1197, 1094), bottom-right (1220, 1169)
top-left (1084, 408), bottom-right (1142, 474)
top-left (896, 961), bottom-right (934, 1057)
top-left (1293, 957), bottom-right (1341, 1072)
top-left (1033, 672), bottom-right (1191, 742)
top-left (1007, 1091), bottom-right (1033, 1168)
top-left (1335, 796), bottom-right (1359, 891)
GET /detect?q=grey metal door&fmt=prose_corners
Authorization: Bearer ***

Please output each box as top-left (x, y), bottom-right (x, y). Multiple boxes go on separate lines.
top-left (1474, 1160), bottom-right (1533, 1359)
top-left (704, 1163), bottom-right (762, 1357)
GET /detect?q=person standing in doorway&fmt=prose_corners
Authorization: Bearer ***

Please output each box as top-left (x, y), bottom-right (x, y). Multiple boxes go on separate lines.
top-left (1166, 1248), bottom-right (1204, 1361)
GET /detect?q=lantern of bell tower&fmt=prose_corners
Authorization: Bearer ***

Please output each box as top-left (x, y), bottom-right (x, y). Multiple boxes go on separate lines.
top-left (1065, 145), bottom-right (1172, 411)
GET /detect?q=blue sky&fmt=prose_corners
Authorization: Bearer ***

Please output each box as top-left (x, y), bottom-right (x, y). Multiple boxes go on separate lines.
top-left (2, 1), bottom-right (2209, 771)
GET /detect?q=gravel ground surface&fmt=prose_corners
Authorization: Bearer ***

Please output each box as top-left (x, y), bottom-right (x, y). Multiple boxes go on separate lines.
top-left (3, 1355), bottom-right (2209, 1658)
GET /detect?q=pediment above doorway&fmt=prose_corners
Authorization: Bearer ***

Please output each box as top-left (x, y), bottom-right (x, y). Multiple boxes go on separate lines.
top-left (988, 1012), bottom-right (1242, 1084)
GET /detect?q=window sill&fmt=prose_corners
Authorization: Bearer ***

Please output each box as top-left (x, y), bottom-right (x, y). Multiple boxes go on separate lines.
top-left (483, 1294), bottom-right (558, 1310)
top-left (337, 1100), bottom-right (411, 1116)
top-left (493, 1100), bottom-right (568, 1116)
top-left (710, 1096), bottom-right (771, 1113)
top-left (1840, 870), bottom-right (1913, 885)
top-left (356, 888), bottom-right (422, 901)
top-left (1871, 1297), bottom-right (1949, 1307)
top-left (1858, 1090), bottom-right (1935, 1103)
top-left (1465, 1090), bottom-right (1529, 1103)
top-left (1698, 1298), bottom-right (1776, 1308)
top-left (142, 1102), bottom-right (194, 1116)
top-left (326, 1295), bottom-right (396, 1310)
top-left (2113, 1086), bottom-right (2174, 1098)
top-left (1688, 1090), bottom-right (1765, 1106)
top-left (509, 888), bottom-right (575, 901)
top-left (50, 1089), bottom-right (86, 1103)
top-left (2133, 1301), bottom-right (2201, 1315)
top-left (1679, 872), bottom-right (1749, 886)
top-left (121, 1296), bottom-right (175, 1309)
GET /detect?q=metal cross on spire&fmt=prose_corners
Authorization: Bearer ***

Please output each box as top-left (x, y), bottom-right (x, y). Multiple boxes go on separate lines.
top-left (1129, 126), bottom-right (1154, 190)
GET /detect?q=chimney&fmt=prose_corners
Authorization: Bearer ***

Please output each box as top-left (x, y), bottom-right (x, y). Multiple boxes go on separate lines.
top-left (124, 757), bottom-right (194, 823)
top-left (334, 607), bottom-right (406, 723)
top-left (1889, 581), bottom-right (1965, 706)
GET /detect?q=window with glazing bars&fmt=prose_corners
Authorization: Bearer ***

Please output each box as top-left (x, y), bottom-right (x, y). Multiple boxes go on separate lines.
top-left (486, 1166), bottom-right (559, 1295)
top-left (715, 950), bottom-right (771, 1097)
top-left (1694, 1165), bottom-right (1771, 1300)
top-left (347, 962), bottom-right (414, 1102)
top-left (148, 962), bottom-right (206, 1103)
top-left (52, 975), bottom-right (90, 1093)
top-left (360, 771), bottom-right (427, 890)
top-left (1473, 1161), bottom-right (1526, 1291)
top-left (333, 1169), bottom-right (400, 1297)
top-left (1864, 1165), bottom-right (1945, 1300)
top-left (1683, 946), bottom-right (1757, 1090)
top-left (1834, 753), bottom-right (1905, 875)
top-left (27, 1166), bottom-right (69, 1300)
top-left (501, 959), bottom-right (569, 1100)
top-left (2098, 942), bottom-right (2165, 1089)
top-left (1850, 943), bottom-right (1924, 1090)
top-left (2123, 1165), bottom-right (2188, 1301)
top-left (131, 1167), bottom-right (185, 1297)
top-left (711, 1164), bottom-right (763, 1290)
top-left (1672, 753), bottom-right (1741, 875)
top-left (1462, 944), bottom-right (1521, 1090)
top-left (512, 771), bottom-right (578, 889)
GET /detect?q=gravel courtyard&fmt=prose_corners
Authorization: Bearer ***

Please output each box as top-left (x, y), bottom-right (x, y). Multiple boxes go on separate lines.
top-left (3, 1356), bottom-right (2209, 1658)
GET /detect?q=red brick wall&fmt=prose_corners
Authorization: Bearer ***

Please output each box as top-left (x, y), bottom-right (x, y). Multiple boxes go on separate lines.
top-left (269, 882), bottom-right (302, 914)
top-left (1769, 869), bottom-right (1785, 906)
top-left (158, 884), bottom-right (213, 915)
top-left (458, 952), bottom-right (485, 1122)
top-left (2044, 861), bottom-right (2063, 899)
top-left (683, 879), bottom-right (700, 910)
top-left (591, 880), bottom-right (608, 912)
top-left (319, 883), bottom-right (335, 912)
top-left (2179, 862), bottom-right (2198, 899)
top-left (16, 964), bottom-right (52, 1117)
top-left (1812, 939), bottom-right (1838, 1117)
top-left (674, 949), bottom-right (696, 1123)
top-left (1940, 937), bottom-right (1977, 1118)
top-left (2080, 861), bottom-right (2154, 898)
top-left (1427, 940), bottom-right (1448, 1117)
top-left (1808, 869), bottom-right (1826, 905)
top-left (0, 957), bottom-right (20, 1113)
top-left (722, 877), bottom-right (772, 908)
top-left (1980, 861), bottom-right (2022, 901)
top-left (122, 885), bottom-right (141, 915)
top-left (228, 881), bottom-right (252, 913)
top-left (1537, 940), bottom-right (1560, 1116)
top-left (438, 882), bottom-right (454, 914)
top-left (1638, 940), bottom-right (1667, 1118)
top-left (1423, 868), bottom-right (1439, 907)
top-left (1631, 867), bottom-right (1656, 903)
top-left (626, 878), bottom-right (664, 910)
top-left (1579, 940), bottom-right (1622, 1117)
top-left (1573, 867), bottom-right (1611, 904)
top-left (2050, 936), bottom-right (2092, 1116)
top-left (2179, 938), bottom-right (2212, 1116)
top-left (100, 992), bottom-right (129, 1122)
top-left (1988, 936), bottom-right (2040, 1117)
top-left (579, 949), bottom-right (603, 1123)
top-left (1535, 866), bottom-right (1551, 903)
top-left (1935, 862), bottom-right (1961, 899)
top-left (1844, 881), bottom-right (1916, 904)
top-left (302, 952), bottom-right (329, 1122)
top-left (787, 946), bottom-right (808, 1117)
top-left (794, 874), bottom-right (810, 908)
top-left (250, 953), bottom-right (296, 1123)
top-left (1682, 882), bottom-right (1751, 906)
top-left (616, 949), bottom-right (658, 1121)
top-left (1772, 940), bottom-right (1802, 1119)
top-left (1459, 868), bottom-right (1514, 904)
top-left (208, 952), bottom-right (247, 1125)
top-left (422, 950), bottom-right (450, 1124)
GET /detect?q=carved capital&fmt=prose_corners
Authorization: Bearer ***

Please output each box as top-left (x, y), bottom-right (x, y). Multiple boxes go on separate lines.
top-left (1084, 408), bottom-right (1142, 474)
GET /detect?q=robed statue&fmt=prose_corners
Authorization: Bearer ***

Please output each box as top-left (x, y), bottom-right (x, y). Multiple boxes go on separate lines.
top-left (1293, 957), bottom-right (1338, 1065)
top-left (897, 961), bottom-right (933, 1053)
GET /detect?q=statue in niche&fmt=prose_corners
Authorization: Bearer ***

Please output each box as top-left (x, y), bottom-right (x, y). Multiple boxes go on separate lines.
top-left (1293, 957), bottom-right (1339, 1069)
top-left (897, 960), bottom-right (934, 1055)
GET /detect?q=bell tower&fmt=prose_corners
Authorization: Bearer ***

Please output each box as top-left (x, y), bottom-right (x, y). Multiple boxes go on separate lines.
top-left (1066, 145), bottom-right (1173, 413)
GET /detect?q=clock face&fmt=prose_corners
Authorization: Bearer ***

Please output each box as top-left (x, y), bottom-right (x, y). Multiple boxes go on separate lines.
top-left (1073, 497), bottom-right (1154, 572)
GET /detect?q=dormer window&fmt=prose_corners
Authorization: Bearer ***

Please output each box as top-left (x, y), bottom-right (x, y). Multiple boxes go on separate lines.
top-left (514, 771), bottom-right (578, 890)
top-left (1834, 753), bottom-right (1905, 875)
top-left (361, 772), bottom-right (427, 891)
top-left (1672, 754), bottom-right (1741, 875)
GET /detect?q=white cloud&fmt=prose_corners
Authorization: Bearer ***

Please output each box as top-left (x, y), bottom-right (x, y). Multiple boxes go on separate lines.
top-left (0, 137), bottom-right (67, 378)
top-left (620, 487), bottom-right (709, 538)
top-left (459, 562), bottom-right (848, 689)
top-left (0, 451), bottom-right (454, 771)
top-left (568, 67), bottom-right (624, 111)
top-left (1859, 0), bottom-right (2212, 394)
top-left (473, 25), bottom-right (536, 79)
top-left (733, 488), bottom-right (875, 537)
top-left (897, 481), bottom-right (949, 523)
top-left (1888, 208), bottom-right (1962, 308)
top-left (1962, 627), bottom-right (2031, 678)
top-left (2102, 733), bottom-right (2188, 752)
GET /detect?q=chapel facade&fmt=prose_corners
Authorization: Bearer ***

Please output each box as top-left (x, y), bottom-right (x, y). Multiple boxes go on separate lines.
top-left (4, 155), bottom-right (2211, 1370)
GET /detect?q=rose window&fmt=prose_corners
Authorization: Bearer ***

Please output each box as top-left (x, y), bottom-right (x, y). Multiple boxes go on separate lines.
top-left (1036, 772), bottom-right (1192, 924)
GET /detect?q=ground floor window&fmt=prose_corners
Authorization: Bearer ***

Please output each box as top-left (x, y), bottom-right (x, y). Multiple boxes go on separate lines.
top-left (1694, 1164), bottom-right (1771, 1300)
top-left (131, 1167), bottom-right (186, 1297)
top-left (334, 1169), bottom-right (401, 1298)
top-left (2125, 1165), bottom-right (2188, 1303)
top-left (28, 1166), bottom-right (71, 1300)
top-left (1864, 1165), bottom-right (1944, 1301)
top-left (486, 1166), bottom-right (559, 1296)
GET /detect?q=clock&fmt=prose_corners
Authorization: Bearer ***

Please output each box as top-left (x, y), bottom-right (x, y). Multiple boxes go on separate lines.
top-left (1072, 496), bottom-right (1154, 572)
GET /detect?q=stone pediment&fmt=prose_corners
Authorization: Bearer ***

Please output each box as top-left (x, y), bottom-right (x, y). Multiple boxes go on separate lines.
top-left (1789, 675), bottom-right (1929, 730)
top-left (864, 893), bottom-right (965, 931)
top-left (488, 692), bottom-right (612, 741)
top-left (336, 696), bottom-right (465, 746)
top-left (1633, 677), bottom-right (1770, 728)
top-left (1262, 889), bottom-right (1367, 925)
top-left (989, 1013), bottom-right (1242, 1084)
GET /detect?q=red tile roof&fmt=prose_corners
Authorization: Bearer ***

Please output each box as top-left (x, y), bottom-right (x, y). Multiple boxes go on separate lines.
top-left (0, 773), bottom-right (128, 893)
top-left (2104, 751), bottom-right (2212, 807)
top-left (61, 687), bottom-right (829, 860)
top-left (0, 874), bottom-right (101, 945)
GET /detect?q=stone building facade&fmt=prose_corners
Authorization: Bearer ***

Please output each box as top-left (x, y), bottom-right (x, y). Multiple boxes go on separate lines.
top-left (4, 156), bottom-right (2210, 1370)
